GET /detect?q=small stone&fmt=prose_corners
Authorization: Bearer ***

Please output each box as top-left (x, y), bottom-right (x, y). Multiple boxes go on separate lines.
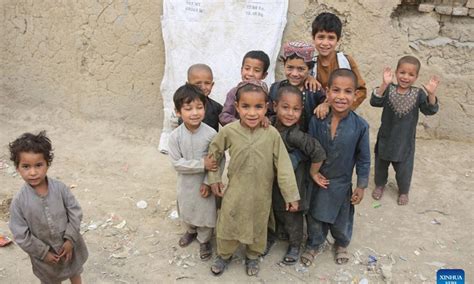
top-left (418, 3), bottom-right (435, 12)
top-left (136, 200), bottom-right (148, 209)
top-left (419, 274), bottom-right (427, 281)
top-left (452, 7), bottom-right (468, 16)
top-left (435, 5), bottom-right (453, 15)
top-left (414, 250), bottom-right (420, 256)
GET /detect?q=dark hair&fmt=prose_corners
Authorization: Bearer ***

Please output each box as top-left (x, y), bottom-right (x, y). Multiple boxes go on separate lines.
top-left (311, 12), bottom-right (343, 40)
top-left (187, 63), bottom-right (213, 80)
top-left (328, 68), bottom-right (358, 89)
top-left (9, 131), bottom-right (54, 168)
top-left (236, 84), bottom-right (269, 103)
top-left (275, 85), bottom-right (303, 103)
top-left (283, 53), bottom-right (315, 71)
top-left (242, 50), bottom-right (270, 73)
top-left (173, 83), bottom-right (206, 111)
top-left (396, 55), bottom-right (421, 74)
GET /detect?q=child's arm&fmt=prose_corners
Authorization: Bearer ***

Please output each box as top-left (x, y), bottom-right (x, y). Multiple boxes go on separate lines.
top-left (370, 67), bottom-right (392, 107)
top-left (352, 122), bottom-right (371, 205)
top-left (219, 88), bottom-right (238, 126)
top-left (273, 132), bottom-right (300, 207)
top-left (422, 75), bottom-right (440, 107)
top-left (168, 133), bottom-right (215, 174)
top-left (304, 76), bottom-right (322, 92)
top-left (61, 185), bottom-right (83, 245)
top-left (347, 55), bottom-right (367, 109)
top-left (207, 130), bottom-right (228, 196)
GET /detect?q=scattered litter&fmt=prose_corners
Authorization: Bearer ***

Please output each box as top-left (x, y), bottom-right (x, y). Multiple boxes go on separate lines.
top-left (359, 278), bottom-right (369, 284)
top-left (431, 219), bottom-right (441, 225)
top-left (399, 255), bottom-right (408, 261)
top-left (70, 184), bottom-right (78, 189)
top-left (0, 235), bottom-right (12, 247)
top-left (136, 200), bottom-right (148, 209)
top-left (88, 223), bottom-right (98, 231)
top-left (111, 251), bottom-right (129, 259)
top-left (425, 261), bottom-right (446, 268)
top-left (295, 263), bottom-right (308, 273)
top-left (418, 209), bottom-right (448, 216)
top-left (168, 210), bottom-right (179, 220)
top-left (114, 220), bottom-right (127, 229)
top-left (176, 276), bottom-right (193, 281)
top-left (367, 255), bottom-right (377, 271)
top-left (372, 201), bottom-right (381, 208)
top-left (413, 250), bottom-right (420, 256)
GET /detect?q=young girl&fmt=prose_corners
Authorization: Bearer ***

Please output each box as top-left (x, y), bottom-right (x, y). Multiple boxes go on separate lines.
top-left (9, 131), bottom-right (88, 284)
top-left (269, 85), bottom-right (326, 265)
top-left (370, 56), bottom-right (440, 205)
top-left (207, 80), bottom-right (300, 276)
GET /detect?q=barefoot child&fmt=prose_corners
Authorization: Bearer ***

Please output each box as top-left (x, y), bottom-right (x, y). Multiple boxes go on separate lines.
top-left (370, 56), bottom-right (440, 205)
top-left (168, 84), bottom-right (220, 260)
top-left (311, 12), bottom-right (367, 119)
top-left (186, 64), bottom-right (223, 132)
top-left (9, 131), bottom-right (88, 284)
top-left (304, 69), bottom-right (370, 266)
top-left (270, 85), bottom-right (326, 265)
top-left (208, 80), bottom-right (300, 276)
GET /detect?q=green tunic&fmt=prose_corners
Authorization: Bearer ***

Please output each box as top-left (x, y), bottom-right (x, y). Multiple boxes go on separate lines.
top-left (208, 121), bottom-right (300, 245)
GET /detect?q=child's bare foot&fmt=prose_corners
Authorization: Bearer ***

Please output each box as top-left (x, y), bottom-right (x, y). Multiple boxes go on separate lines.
top-left (398, 194), bottom-right (409, 205)
top-left (372, 186), bottom-right (384, 200)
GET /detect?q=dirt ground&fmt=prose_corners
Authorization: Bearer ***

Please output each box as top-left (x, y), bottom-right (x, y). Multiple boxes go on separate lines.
top-left (0, 94), bottom-right (473, 283)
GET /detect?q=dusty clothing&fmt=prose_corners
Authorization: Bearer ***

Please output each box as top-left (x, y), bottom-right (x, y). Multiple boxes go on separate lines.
top-left (306, 205), bottom-right (353, 249)
top-left (374, 152), bottom-right (414, 194)
top-left (314, 53), bottom-right (367, 109)
top-left (208, 122), bottom-right (300, 255)
top-left (168, 123), bottom-right (218, 228)
top-left (273, 210), bottom-right (304, 247)
top-left (218, 87), bottom-right (239, 126)
top-left (217, 238), bottom-right (262, 260)
top-left (183, 223), bottom-right (213, 243)
top-left (9, 177), bottom-right (88, 283)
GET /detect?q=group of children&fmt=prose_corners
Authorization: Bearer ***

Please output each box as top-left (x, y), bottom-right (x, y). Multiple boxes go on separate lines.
top-left (7, 11), bottom-right (440, 282)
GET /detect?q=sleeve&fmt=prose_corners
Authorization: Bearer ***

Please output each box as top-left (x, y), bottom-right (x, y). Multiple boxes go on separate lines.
top-left (355, 122), bottom-right (371, 188)
top-left (370, 86), bottom-right (388, 107)
top-left (347, 55), bottom-right (367, 109)
top-left (418, 88), bottom-right (439, 116)
top-left (273, 131), bottom-right (300, 203)
top-left (61, 185), bottom-right (83, 244)
top-left (8, 197), bottom-right (50, 260)
top-left (219, 88), bottom-right (238, 126)
top-left (287, 128), bottom-right (326, 163)
top-left (207, 129), bottom-right (229, 184)
top-left (168, 131), bottom-right (205, 174)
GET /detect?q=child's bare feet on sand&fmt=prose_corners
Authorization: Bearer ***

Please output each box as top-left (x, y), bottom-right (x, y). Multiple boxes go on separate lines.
top-left (398, 194), bottom-right (409, 205)
top-left (372, 186), bottom-right (385, 200)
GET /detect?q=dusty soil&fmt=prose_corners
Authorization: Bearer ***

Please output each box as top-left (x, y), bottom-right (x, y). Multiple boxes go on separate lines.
top-left (0, 94), bottom-right (473, 283)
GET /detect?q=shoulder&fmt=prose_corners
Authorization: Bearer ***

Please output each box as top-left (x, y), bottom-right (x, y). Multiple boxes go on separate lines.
top-left (11, 183), bottom-right (30, 205)
top-left (349, 111), bottom-right (369, 130)
top-left (200, 123), bottom-right (217, 136)
top-left (48, 177), bottom-right (70, 195)
top-left (266, 125), bottom-right (282, 137)
top-left (170, 124), bottom-right (184, 137)
top-left (207, 97), bottom-right (222, 107)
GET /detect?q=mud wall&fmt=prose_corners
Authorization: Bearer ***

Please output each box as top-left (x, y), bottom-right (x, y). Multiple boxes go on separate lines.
top-left (1, 0), bottom-right (473, 141)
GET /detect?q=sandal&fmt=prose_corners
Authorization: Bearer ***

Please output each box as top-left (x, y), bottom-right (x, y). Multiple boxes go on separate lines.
top-left (282, 245), bottom-right (300, 265)
top-left (372, 186), bottom-right (385, 200)
top-left (300, 248), bottom-right (318, 267)
top-left (245, 258), bottom-right (259, 276)
top-left (199, 242), bottom-right (212, 261)
top-left (210, 256), bottom-right (231, 276)
top-left (178, 232), bottom-right (197, 247)
top-left (335, 246), bottom-right (350, 265)
top-left (262, 238), bottom-right (276, 256)
top-left (398, 194), bottom-right (409, 205)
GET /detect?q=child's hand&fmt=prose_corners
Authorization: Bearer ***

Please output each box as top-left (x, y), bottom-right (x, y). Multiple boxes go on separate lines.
top-left (199, 184), bottom-right (211, 198)
top-left (204, 154), bottom-right (217, 172)
top-left (313, 172), bottom-right (329, 189)
top-left (423, 75), bottom-right (440, 96)
top-left (351, 187), bottom-right (365, 205)
top-left (304, 76), bottom-right (321, 92)
top-left (44, 251), bottom-right (60, 265)
top-left (210, 182), bottom-right (225, 197)
top-left (58, 239), bottom-right (74, 262)
top-left (314, 102), bottom-right (329, 119)
top-left (285, 201), bottom-right (299, 212)
top-left (260, 116), bottom-right (270, 128)
top-left (382, 67), bottom-right (393, 86)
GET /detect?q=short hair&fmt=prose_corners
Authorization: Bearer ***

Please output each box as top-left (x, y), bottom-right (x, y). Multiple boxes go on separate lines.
top-left (235, 80), bottom-right (269, 102)
top-left (187, 63), bottom-right (213, 80)
top-left (396, 55), bottom-right (421, 74)
top-left (242, 50), bottom-right (270, 74)
top-left (173, 83), bottom-right (206, 111)
top-left (283, 53), bottom-right (315, 71)
top-left (311, 12), bottom-right (343, 40)
top-left (9, 131), bottom-right (54, 168)
top-left (328, 68), bottom-right (358, 89)
top-left (275, 85), bottom-right (303, 104)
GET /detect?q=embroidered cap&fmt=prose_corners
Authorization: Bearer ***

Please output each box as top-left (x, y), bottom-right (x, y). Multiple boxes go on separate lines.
top-left (236, 79), bottom-right (269, 95)
top-left (281, 41), bottom-right (315, 63)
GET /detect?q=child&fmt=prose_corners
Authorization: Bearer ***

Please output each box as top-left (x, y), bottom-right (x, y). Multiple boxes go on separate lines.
top-left (270, 85), bottom-right (326, 265)
top-left (269, 41), bottom-right (326, 132)
top-left (168, 84), bottom-right (219, 260)
top-left (370, 56), bottom-right (440, 205)
top-left (219, 50), bottom-right (270, 126)
top-left (8, 131), bottom-right (88, 284)
top-left (207, 80), bottom-right (300, 276)
top-left (311, 12), bottom-right (367, 118)
top-left (304, 69), bottom-right (370, 266)
top-left (187, 64), bottom-right (223, 132)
